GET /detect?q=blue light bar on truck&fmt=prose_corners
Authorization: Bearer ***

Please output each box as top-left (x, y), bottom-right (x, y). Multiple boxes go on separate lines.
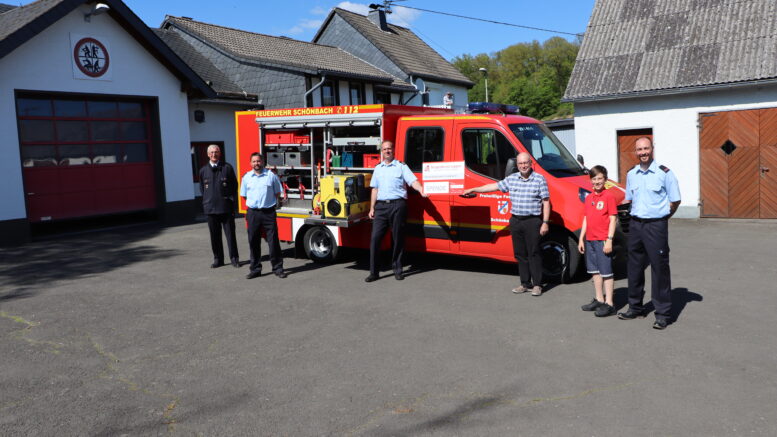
top-left (467, 102), bottom-right (520, 114)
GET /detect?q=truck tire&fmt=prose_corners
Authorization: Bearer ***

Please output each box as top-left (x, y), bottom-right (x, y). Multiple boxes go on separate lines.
top-left (540, 229), bottom-right (581, 284)
top-left (303, 226), bottom-right (339, 263)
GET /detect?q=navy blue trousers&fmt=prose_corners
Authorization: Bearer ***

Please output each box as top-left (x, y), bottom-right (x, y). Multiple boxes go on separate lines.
top-left (369, 199), bottom-right (407, 276)
top-left (627, 218), bottom-right (672, 320)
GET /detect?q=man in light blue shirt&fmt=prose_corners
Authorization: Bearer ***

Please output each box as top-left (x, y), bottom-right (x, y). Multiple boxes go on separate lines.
top-left (619, 137), bottom-right (681, 329)
top-left (240, 152), bottom-right (286, 279)
top-left (365, 140), bottom-right (427, 282)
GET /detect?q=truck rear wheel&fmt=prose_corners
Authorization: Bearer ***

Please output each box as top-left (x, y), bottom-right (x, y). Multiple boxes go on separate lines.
top-left (303, 226), bottom-right (339, 263)
top-left (540, 229), bottom-right (581, 283)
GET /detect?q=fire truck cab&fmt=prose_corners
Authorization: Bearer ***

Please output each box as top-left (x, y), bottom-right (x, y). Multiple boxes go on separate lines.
top-left (235, 104), bottom-right (628, 283)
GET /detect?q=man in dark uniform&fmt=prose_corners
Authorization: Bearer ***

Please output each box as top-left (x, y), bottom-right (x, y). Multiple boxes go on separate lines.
top-left (365, 140), bottom-right (427, 282)
top-left (199, 144), bottom-right (239, 268)
top-left (618, 137), bottom-right (681, 330)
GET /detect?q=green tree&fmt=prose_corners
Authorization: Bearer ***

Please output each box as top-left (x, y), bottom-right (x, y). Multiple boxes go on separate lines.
top-left (452, 37), bottom-right (579, 120)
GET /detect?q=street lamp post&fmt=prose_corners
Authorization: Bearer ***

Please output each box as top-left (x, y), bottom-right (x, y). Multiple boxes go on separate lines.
top-left (479, 67), bottom-right (489, 102)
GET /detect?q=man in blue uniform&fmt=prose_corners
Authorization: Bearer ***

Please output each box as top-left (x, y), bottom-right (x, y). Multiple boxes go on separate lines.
top-left (240, 152), bottom-right (287, 279)
top-left (618, 137), bottom-right (681, 329)
top-left (365, 140), bottom-right (427, 282)
top-left (199, 145), bottom-right (239, 269)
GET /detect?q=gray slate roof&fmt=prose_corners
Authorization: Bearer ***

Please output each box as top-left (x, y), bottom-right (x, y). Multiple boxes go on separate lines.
top-left (154, 28), bottom-right (255, 101)
top-left (0, 0), bottom-right (64, 42)
top-left (564, 0), bottom-right (777, 102)
top-left (318, 8), bottom-right (474, 87)
top-left (0, 3), bottom-right (18, 14)
top-left (163, 16), bottom-right (400, 84)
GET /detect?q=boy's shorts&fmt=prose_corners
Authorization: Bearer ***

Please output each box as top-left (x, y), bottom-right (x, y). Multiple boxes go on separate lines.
top-left (585, 240), bottom-right (613, 278)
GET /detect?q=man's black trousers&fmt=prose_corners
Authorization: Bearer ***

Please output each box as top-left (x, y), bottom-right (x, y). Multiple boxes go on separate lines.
top-left (207, 213), bottom-right (238, 263)
top-left (627, 217), bottom-right (672, 320)
top-left (246, 207), bottom-right (283, 274)
top-left (369, 199), bottom-right (407, 276)
top-left (509, 215), bottom-right (543, 288)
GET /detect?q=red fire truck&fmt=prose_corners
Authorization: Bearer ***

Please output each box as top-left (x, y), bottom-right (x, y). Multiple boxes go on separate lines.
top-left (235, 104), bottom-right (628, 282)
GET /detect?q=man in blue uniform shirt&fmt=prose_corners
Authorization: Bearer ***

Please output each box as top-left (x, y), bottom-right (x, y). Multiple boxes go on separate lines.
top-left (240, 152), bottom-right (287, 279)
top-left (199, 145), bottom-right (239, 269)
top-left (365, 140), bottom-right (427, 282)
top-left (618, 137), bottom-right (681, 329)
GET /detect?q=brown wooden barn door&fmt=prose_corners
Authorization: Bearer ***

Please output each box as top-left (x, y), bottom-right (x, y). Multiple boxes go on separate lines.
top-left (759, 108), bottom-right (777, 218)
top-left (699, 112), bottom-right (729, 217)
top-left (727, 109), bottom-right (760, 218)
top-left (617, 128), bottom-right (653, 184)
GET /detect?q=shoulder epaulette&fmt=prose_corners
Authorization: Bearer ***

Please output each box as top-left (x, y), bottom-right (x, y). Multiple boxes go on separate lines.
top-left (659, 165), bottom-right (670, 173)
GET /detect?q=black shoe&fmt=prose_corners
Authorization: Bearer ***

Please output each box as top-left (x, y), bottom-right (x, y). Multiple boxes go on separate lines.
top-left (595, 303), bottom-right (616, 317)
top-left (653, 319), bottom-right (668, 330)
top-left (581, 299), bottom-right (603, 311)
top-left (394, 272), bottom-right (404, 280)
top-left (274, 270), bottom-right (287, 278)
top-left (246, 271), bottom-right (261, 279)
top-left (211, 261), bottom-right (224, 269)
top-left (231, 259), bottom-right (240, 268)
top-left (618, 308), bottom-right (647, 320)
top-left (365, 275), bottom-right (378, 283)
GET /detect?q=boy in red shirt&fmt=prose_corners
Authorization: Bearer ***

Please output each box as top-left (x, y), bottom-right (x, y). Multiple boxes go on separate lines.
top-left (578, 165), bottom-right (618, 317)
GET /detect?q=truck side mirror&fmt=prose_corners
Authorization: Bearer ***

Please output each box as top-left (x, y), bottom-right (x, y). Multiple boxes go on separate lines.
top-left (505, 157), bottom-right (518, 176)
top-left (576, 154), bottom-right (585, 166)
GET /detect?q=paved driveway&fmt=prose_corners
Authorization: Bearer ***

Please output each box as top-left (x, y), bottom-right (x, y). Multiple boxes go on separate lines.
top-left (1, 219), bottom-right (776, 436)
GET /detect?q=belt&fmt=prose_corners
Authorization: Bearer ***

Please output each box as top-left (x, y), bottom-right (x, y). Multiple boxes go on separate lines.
top-left (511, 214), bottom-right (541, 220)
top-left (249, 206), bottom-right (276, 212)
top-left (630, 215), bottom-right (667, 223)
top-left (377, 198), bottom-right (405, 204)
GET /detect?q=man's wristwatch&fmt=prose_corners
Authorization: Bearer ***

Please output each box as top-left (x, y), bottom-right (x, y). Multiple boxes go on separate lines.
top-left (606, 236), bottom-right (613, 240)
top-left (542, 220), bottom-right (550, 224)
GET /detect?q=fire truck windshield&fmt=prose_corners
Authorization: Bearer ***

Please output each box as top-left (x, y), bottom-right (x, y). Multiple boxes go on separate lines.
top-left (509, 123), bottom-right (586, 178)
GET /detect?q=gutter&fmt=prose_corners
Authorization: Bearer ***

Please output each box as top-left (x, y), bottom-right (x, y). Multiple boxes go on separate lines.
top-left (304, 74), bottom-right (326, 107)
top-left (401, 75), bottom-right (420, 105)
top-left (563, 77), bottom-right (777, 104)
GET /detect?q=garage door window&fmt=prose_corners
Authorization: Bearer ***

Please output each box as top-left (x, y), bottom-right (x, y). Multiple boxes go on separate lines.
top-left (17, 97), bottom-right (151, 166)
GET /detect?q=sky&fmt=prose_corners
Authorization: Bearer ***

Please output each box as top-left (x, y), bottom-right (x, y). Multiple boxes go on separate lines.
top-left (19, 0), bottom-right (597, 60)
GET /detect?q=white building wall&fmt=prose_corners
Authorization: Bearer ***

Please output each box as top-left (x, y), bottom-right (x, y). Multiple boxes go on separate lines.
top-left (404, 78), bottom-right (468, 110)
top-left (573, 85), bottom-right (777, 218)
top-left (188, 103), bottom-right (243, 195)
top-left (0, 4), bottom-right (191, 221)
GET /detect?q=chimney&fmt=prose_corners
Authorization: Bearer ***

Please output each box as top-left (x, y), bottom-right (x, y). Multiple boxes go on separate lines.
top-left (368, 8), bottom-right (389, 31)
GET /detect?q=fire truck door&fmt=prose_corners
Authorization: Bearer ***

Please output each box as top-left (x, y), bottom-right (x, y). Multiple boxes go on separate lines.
top-left (403, 122), bottom-right (452, 252)
top-left (451, 125), bottom-right (516, 259)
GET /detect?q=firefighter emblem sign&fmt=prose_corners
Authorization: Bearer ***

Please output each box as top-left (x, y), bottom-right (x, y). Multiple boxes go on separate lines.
top-left (74, 37), bottom-right (109, 77)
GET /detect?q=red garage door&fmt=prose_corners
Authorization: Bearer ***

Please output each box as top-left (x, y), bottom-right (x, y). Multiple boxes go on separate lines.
top-left (17, 95), bottom-right (156, 222)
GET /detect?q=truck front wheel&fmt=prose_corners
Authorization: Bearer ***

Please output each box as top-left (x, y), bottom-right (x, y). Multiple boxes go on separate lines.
top-left (540, 230), bottom-right (581, 283)
top-left (303, 226), bottom-right (339, 263)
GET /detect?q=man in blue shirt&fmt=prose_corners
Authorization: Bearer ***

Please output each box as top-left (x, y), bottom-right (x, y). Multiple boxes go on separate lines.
top-left (463, 152), bottom-right (550, 296)
top-left (618, 137), bottom-right (681, 329)
top-left (240, 152), bottom-right (286, 279)
top-left (365, 140), bottom-right (427, 282)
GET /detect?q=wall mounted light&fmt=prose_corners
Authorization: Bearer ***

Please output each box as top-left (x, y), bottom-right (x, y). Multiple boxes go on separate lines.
top-left (84, 3), bottom-right (110, 22)
top-left (194, 110), bottom-right (205, 123)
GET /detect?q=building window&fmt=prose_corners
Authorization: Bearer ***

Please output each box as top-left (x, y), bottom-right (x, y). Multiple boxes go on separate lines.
top-left (321, 80), bottom-right (338, 106)
top-left (374, 91), bottom-right (390, 104)
top-left (461, 129), bottom-right (516, 180)
top-left (349, 82), bottom-right (364, 105)
top-left (405, 127), bottom-right (445, 172)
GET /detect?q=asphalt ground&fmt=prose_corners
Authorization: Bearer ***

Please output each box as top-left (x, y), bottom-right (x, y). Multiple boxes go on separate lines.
top-left (1, 218), bottom-right (776, 436)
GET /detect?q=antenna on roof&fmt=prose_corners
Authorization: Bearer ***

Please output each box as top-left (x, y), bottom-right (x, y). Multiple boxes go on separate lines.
top-left (368, 0), bottom-right (405, 14)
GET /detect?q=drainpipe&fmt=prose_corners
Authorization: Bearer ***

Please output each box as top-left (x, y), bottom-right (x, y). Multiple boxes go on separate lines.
top-left (401, 75), bottom-right (419, 105)
top-left (304, 74), bottom-right (327, 107)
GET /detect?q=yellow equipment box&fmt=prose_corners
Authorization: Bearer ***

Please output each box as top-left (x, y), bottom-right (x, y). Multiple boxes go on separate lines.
top-left (318, 173), bottom-right (372, 218)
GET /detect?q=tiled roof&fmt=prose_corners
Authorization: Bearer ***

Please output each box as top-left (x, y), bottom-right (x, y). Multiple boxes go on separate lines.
top-left (324, 8), bottom-right (473, 87)
top-left (163, 16), bottom-right (399, 84)
top-left (154, 28), bottom-right (255, 100)
top-left (0, 3), bottom-right (18, 14)
top-left (564, 0), bottom-right (777, 101)
top-left (0, 0), bottom-right (66, 43)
